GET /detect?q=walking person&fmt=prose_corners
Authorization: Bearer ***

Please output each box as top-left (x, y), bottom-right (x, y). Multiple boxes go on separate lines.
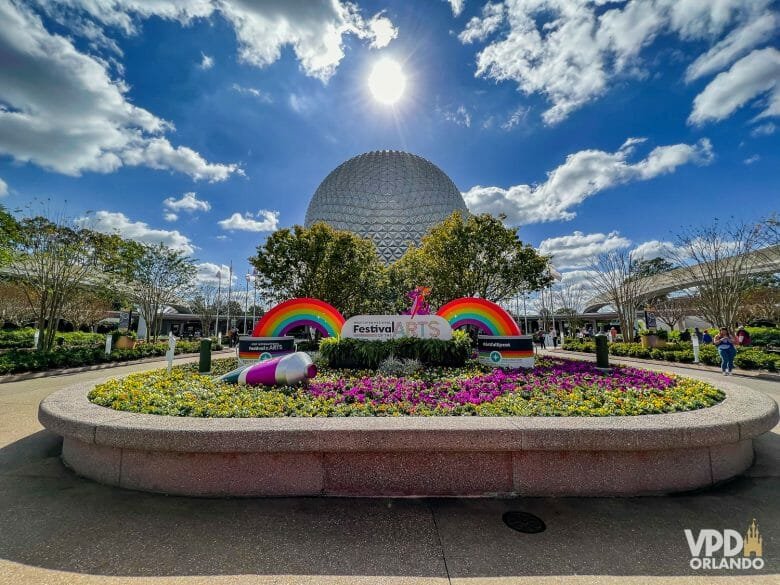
top-left (714, 327), bottom-right (738, 375)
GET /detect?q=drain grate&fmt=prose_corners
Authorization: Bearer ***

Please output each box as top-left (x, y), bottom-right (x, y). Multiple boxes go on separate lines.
top-left (502, 511), bottom-right (546, 533)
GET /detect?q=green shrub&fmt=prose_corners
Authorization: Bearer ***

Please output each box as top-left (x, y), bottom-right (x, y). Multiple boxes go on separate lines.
top-left (745, 327), bottom-right (780, 347)
top-left (319, 330), bottom-right (471, 369)
top-left (656, 329), bottom-right (669, 341)
top-left (0, 328), bottom-right (104, 350)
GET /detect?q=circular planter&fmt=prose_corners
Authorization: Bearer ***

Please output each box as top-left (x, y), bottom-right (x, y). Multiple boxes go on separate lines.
top-left (39, 381), bottom-right (778, 498)
top-left (114, 335), bottom-right (136, 350)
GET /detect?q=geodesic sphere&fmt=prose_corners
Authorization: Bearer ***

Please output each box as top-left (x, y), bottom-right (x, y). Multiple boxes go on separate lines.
top-left (305, 150), bottom-right (468, 263)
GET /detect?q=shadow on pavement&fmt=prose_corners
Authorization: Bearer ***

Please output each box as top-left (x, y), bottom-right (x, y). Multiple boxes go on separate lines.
top-left (0, 431), bottom-right (777, 579)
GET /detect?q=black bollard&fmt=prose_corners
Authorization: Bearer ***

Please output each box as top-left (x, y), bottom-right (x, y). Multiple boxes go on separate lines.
top-left (199, 339), bottom-right (212, 373)
top-left (595, 334), bottom-right (610, 369)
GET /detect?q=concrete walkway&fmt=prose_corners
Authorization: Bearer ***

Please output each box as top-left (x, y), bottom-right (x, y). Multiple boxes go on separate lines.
top-left (0, 354), bottom-right (778, 584)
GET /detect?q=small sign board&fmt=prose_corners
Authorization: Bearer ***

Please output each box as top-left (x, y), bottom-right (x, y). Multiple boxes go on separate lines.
top-left (118, 311), bottom-right (130, 329)
top-left (341, 315), bottom-right (452, 341)
top-left (644, 310), bottom-right (657, 329)
top-left (478, 335), bottom-right (534, 369)
top-left (238, 336), bottom-right (295, 364)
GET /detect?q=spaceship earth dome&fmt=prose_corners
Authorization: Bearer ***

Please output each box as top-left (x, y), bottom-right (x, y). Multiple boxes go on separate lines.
top-left (305, 150), bottom-right (468, 263)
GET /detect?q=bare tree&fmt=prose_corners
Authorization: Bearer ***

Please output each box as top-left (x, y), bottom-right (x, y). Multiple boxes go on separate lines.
top-left (129, 243), bottom-right (195, 341)
top-left (0, 281), bottom-right (36, 326)
top-left (590, 249), bottom-right (649, 339)
top-left (188, 283), bottom-right (219, 336)
top-left (61, 290), bottom-right (112, 332)
top-left (667, 219), bottom-right (773, 329)
top-left (650, 295), bottom-right (691, 330)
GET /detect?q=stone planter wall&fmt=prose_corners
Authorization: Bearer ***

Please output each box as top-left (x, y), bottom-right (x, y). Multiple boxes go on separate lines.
top-left (39, 381), bottom-right (778, 497)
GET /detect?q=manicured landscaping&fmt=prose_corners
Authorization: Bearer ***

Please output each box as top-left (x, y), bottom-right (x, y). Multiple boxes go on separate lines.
top-left (88, 356), bottom-right (724, 418)
top-left (0, 339), bottom-right (223, 375)
top-left (562, 338), bottom-right (780, 371)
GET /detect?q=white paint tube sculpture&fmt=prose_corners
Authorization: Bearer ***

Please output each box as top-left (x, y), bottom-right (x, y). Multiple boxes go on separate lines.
top-left (218, 352), bottom-right (317, 386)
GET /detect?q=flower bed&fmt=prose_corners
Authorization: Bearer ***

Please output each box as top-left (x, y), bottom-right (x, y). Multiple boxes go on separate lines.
top-left (88, 357), bottom-right (723, 417)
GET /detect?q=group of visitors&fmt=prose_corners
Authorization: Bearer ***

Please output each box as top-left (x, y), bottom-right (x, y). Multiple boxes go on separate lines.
top-left (712, 325), bottom-right (752, 376)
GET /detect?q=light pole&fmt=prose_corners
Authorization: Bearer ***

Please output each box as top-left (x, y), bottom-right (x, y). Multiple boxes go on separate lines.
top-left (523, 291), bottom-right (528, 333)
top-left (252, 268), bottom-right (257, 330)
top-left (244, 272), bottom-right (250, 334)
top-left (214, 269), bottom-right (222, 337)
top-left (226, 262), bottom-right (233, 336)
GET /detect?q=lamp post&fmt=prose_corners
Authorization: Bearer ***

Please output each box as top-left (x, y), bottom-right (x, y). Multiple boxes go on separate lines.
top-left (244, 272), bottom-right (250, 334)
top-left (252, 268), bottom-right (257, 329)
top-left (214, 269), bottom-right (222, 337)
top-left (226, 262), bottom-right (233, 336)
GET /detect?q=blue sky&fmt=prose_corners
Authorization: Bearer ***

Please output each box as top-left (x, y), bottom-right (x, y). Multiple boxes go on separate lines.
top-left (1, 0), bottom-right (778, 291)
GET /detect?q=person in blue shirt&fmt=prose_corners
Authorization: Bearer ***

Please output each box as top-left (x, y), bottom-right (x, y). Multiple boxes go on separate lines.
top-left (701, 330), bottom-right (713, 344)
top-left (714, 327), bottom-right (738, 375)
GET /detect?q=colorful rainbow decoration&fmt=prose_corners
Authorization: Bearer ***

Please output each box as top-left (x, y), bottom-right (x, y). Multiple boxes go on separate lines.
top-left (252, 298), bottom-right (345, 338)
top-left (436, 297), bottom-right (521, 336)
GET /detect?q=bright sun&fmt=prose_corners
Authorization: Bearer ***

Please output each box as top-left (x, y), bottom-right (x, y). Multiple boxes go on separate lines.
top-left (368, 58), bottom-right (406, 105)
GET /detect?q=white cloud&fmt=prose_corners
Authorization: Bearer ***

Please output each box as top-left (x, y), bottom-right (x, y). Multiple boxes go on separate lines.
top-left (195, 262), bottom-right (236, 285)
top-left (231, 83), bottom-right (273, 103)
top-left (441, 105), bottom-right (471, 127)
top-left (539, 231), bottom-right (631, 269)
top-left (463, 137), bottom-right (713, 224)
top-left (751, 122), bottom-right (776, 136)
top-left (744, 154), bottom-right (761, 165)
top-left (631, 239), bottom-right (676, 261)
top-left (0, 2), bottom-right (240, 180)
top-left (459, 2), bottom-right (503, 44)
top-left (43, 0), bottom-right (398, 82)
top-left (0, 177), bottom-right (7, 197)
top-left (164, 212), bottom-right (178, 222)
top-left (446, 0), bottom-right (465, 17)
top-left (460, 0), bottom-right (772, 124)
top-left (501, 106), bottom-right (529, 130)
top-left (689, 48), bottom-right (780, 125)
top-left (163, 192), bottom-right (211, 213)
top-left (685, 12), bottom-right (777, 82)
top-left (79, 210), bottom-right (195, 254)
top-left (199, 52), bottom-right (214, 70)
top-left (368, 14), bottom-right (398, 48)
top-left (288, 93), bottom-right (315, 114)
top-left (218, 210), bottom-right (279, 232)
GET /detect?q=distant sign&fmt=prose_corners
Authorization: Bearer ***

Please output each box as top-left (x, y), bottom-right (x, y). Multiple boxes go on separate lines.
top-left (342, 315), bottom-right (452, 341)
top-left (238, 336), bottom-right (295, 364)
top-left (644, 310), bottom-right (657, 329)
top-left (118, 311), bottom-right (130, 329)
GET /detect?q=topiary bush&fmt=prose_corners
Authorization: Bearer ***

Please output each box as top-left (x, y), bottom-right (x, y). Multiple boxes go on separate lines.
top-left (319, 330), bottom-right (471, 369)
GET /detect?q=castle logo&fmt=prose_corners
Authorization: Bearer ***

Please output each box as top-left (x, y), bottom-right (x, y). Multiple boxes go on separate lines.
top-left (685, 519), bottom-right (764, 570)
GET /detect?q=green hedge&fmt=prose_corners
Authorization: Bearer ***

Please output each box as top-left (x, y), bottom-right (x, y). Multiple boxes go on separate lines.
top-left (0, 328), bottom-right (105, 350)
top-left (0, 339), bottom-right (223, 375)
top-left (562, 339), bottom-right (779, 371)
top-left (319, 330), bottom-right (472, 369)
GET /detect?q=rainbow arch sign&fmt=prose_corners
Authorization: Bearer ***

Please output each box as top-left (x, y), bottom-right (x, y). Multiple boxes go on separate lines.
top-left (252, 298), bottom-right (345, 338)
top-left (436, 297), bottom-right (521, 336)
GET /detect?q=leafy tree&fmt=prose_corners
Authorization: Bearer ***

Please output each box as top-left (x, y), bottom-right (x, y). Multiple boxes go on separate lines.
top-left (633, 257), bottom-right (674, 279)
top-left (7, 216), bottom-right (115, 351)
top-left (0, 206), bottom-right (19, 267)
top-left (250, 222), bottom-right (387, 317)
top-left (127, 243), bottom-right (196, 341)
top-left (395, 212), bottom-right (552, 307)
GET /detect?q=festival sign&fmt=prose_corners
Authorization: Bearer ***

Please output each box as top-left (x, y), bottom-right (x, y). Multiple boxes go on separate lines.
top-left (342, 315), bottom-right (453, 341)
top-left (477, 335), bottom-right (534, 369)
top-left (237, 336), bottom-right (295, 364)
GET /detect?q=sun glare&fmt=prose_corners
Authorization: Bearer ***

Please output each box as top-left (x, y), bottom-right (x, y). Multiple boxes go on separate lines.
top-left (368, 58), bottom-right (406, 105)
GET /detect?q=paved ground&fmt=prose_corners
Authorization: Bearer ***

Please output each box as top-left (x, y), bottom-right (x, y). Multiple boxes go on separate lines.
top-left (0, 354), bottom-right (778, 584)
